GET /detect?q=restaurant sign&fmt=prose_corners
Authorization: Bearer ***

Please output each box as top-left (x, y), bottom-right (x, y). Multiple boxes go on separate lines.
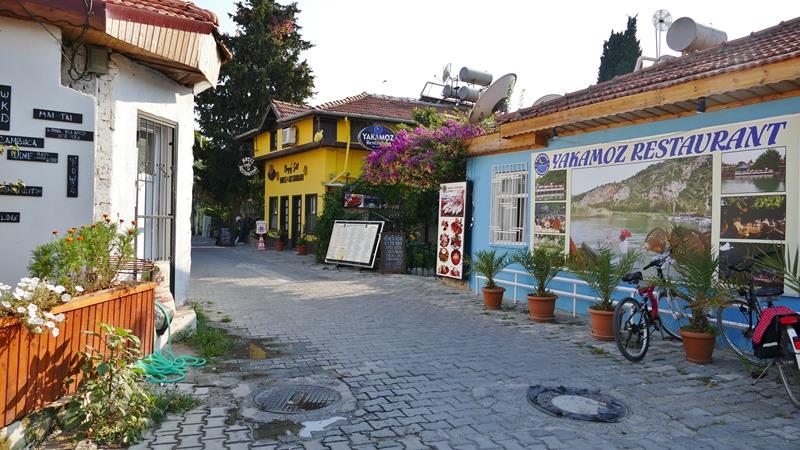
top-left (357, 125), bottom-right (396, 150)
top-left (279, 161), bottom-right (306, 183)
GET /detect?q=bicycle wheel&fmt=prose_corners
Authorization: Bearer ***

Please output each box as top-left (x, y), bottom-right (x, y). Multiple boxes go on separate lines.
top-left (777, 328), bottom-right (800, 408)
top-left (658, 289), bottom-right (689, 341)
top-left (613, 297), bottom-right (650, 362)
top-left (716, 299), bottom-right (766, 368)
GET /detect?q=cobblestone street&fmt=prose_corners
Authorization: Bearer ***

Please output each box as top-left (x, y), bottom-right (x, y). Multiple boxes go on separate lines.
top-left (135, 240), bottom-right (799, 449)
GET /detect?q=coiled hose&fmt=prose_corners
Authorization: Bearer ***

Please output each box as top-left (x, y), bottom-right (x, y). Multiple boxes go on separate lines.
top-left (136, 302), bottom-right (206, 383)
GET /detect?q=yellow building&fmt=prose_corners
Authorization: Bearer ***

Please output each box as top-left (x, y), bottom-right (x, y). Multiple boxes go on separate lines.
top-left (236, 93), bottom-right (451, 246)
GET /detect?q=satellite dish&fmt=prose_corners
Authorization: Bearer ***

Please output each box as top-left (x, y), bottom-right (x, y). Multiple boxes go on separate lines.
top-left (532, 94), bottom-right (563, 106)
top-left (469, 73), bottom-right (516, 124)
top-left (442, 63), bottom-right (451, 82)
top-left (652, 9), bottom-right (672, 32)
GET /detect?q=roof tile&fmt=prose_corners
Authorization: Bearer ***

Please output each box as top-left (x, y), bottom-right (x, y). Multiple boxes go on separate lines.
top-left (104, 0), bottom-right (218, 26)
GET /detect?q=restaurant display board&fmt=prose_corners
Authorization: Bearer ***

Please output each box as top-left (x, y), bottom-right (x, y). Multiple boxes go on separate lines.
top-left (380, 232), bottom-right (406, 274)
top-left (325, 220), bottom-right (384, 268)
top-left (437, 181), bottom-right (469, 279)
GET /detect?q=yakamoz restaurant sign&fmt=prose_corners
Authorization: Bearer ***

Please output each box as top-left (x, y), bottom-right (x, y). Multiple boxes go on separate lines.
top-left (357, 125), bottom-right (396, 150)
top-left (535, 120), bottom-right (789, 176)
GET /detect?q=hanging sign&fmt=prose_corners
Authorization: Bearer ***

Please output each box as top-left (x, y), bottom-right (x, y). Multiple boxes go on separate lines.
top-left (0, 212), bottom-right (20, 223)
top-left (0, 85), bottom-right (10, 131)
top-left (46, 127), bottom-right (93, 141)
top-left (67, 155), bottom-right (79, 197)
top-left (0, 185), bottom-right (42, 197)
top-left (436, 181), bottom-right (469, 279)
top-left (6, 149), bottom-right (57, 163)
top-left (357, 125), bottom-right (396, 150)
top-left (239, 156), bottom-right (258, 176)
top-left (33, 108), bottom-right (82, 124)
top-left (0, 135), bottom-right (44, 148)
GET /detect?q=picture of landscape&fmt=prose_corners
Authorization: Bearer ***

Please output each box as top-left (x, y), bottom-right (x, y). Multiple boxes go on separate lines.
top-left (535, 170), bottom-right (567, 201)
top-left (720, 195), bottom-right (786, 240)
top-left (719, 242), bottom-right (783, 288)
top-left (534, 233), bottom-right (565, 252)
top-left (534, 203), bottom-right (566, 234)
top-left (570, 156), bottom-right (712, 256)
top-left (721, 147), bottom-right (785, 195)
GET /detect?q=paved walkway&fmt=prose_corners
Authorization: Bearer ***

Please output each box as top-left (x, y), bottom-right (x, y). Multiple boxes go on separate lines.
top-left (134, 239), bottom-right (798, 449)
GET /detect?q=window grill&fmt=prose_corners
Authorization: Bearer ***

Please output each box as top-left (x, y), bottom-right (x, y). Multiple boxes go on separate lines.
top-left (490, 163), bottom-right (528, 245)
top-left (135, 116), bottom-right (175, 263)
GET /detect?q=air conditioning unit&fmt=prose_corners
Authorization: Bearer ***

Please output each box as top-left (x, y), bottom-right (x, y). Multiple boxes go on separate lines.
top-left (282, 126), bottom-right (297, 146)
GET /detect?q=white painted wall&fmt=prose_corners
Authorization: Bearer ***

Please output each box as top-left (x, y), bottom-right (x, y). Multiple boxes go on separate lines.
top-left (0, 17), bottom-right (95, 283)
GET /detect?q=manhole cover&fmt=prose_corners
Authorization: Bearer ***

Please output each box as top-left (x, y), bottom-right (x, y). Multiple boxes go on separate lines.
top-left (254, 385), bottom-right (340, 414)
top-left (527, 385), bottom-right (626, 423)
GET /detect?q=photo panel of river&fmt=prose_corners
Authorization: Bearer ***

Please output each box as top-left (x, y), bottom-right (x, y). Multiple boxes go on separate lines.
top-left (721, 147), bottom-right (785, 195)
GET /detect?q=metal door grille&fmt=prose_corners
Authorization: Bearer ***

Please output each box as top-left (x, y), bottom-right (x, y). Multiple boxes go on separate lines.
top-left (135, 116), bottom-right (175, 263)
top-left (490, 163), bottom-right (528, 245)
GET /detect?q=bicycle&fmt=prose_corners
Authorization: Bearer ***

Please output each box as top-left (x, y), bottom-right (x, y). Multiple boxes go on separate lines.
top-left (613, 251), bottom-right (690, 362)
top-left (716, 259), bottom-right (800, 407)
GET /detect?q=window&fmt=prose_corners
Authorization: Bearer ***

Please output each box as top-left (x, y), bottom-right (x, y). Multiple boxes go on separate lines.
top-left (304, 194), bottom-right (318, 233)
top-left (270, 130), bottom-right (277, 151)
top-left (490, 163), bottom-right (528, 245)
top-left (268, 197), bottom-right (278, 230)
top-left (318, 119), bottom-right (337, 144)
top-left (136, 115), bottom-right (176, 262)
top-left (349, 120), bottom-right (370, 142)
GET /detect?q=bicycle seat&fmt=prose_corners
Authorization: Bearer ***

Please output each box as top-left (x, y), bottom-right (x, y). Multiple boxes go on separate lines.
top-left (622, 271), bottom-right (643, 283)
top-left (755, 286), bottom-right (784, 298)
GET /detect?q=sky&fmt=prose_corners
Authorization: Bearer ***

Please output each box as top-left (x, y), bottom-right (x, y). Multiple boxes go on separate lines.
top-left (193, 0), bottom-right (800, 108)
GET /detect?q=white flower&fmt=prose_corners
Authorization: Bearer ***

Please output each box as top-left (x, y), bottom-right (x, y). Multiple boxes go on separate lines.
top-left (32, 326), bottom-right (42, 334)
top-left (61, 293), bottom-right (72, 302)
top-left (45, 321), bottom-right (55, 329)
top-left (13, 288), bottom-right (25, 300)
top-left (28, 309), bottom-right (37, 319)
top-left (74, 286), bottom-right (84, 293)
top-left (1, 301), bottom-right (10, 308)
top-left (54, 313), bottom-right (65, 322)
top-left (33, 317), bottom-right (44, 325)
top-left (27, 317), bottom-right (37, 324)
top-left (0, 284), bottom-right (10, 291)
top-left (44, 312), bottom-right (55, 320)
top-left (46, 284), bottom-right (56, 292)
top-left (30, 277), bottom-right (39, 283)
top-left (27, 303), bottom-right (38, 313)
top-left (51, 327), bottom-right (60, 338)
top-left (54, 285), bottom-right (66, 294)
top-left (16, 306), bottom-right (25, 314)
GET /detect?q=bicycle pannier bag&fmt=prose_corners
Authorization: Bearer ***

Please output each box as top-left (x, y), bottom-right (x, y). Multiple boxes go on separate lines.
top-left (752, 306), bottom-right (800, 359)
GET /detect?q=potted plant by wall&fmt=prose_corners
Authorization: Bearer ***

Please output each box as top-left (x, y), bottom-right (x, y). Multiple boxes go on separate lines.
top-left (512, 247), bottom-right (564, 322)
top-left (296, 233), bottom-right (311, 255)
top-left (569, 246), bottom-right (640, 340)
top-left (471, 249), bottom-right (509, 310)
top-left (663, 229), bottom-right (727, 364)
top-left (267, 229), bottom-right (284, 251)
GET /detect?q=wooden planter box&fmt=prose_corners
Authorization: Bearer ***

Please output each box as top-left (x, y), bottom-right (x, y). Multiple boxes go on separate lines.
top-left (0, 282), bottom-right (156, 428)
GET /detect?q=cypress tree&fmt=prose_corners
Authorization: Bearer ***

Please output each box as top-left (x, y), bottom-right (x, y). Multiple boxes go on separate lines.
top-left (597, 16), bottom-right (642, 83)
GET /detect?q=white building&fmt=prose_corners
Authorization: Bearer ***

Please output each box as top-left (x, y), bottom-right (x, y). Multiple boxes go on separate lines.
top-left (0, 0), bottom-right (229, 303)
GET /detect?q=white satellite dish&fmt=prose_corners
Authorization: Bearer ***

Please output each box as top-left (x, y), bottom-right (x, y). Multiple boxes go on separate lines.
top-left (652, 9), bottom-right (672, 31)
top-left (442, 63), bottom-right (451, 82)
top-left (469, 73), bottom-right (516, 124)
top-left (532, 93), bottom-right (563, 106)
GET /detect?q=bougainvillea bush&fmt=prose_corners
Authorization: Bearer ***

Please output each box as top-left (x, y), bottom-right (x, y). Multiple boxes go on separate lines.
top-left (0, 216), bottom-right (137, 336)
top-left (363, 117), bottom-right (485, 188)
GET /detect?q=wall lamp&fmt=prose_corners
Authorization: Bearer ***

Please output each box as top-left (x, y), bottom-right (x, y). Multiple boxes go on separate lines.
top-left (550, 127), bottom-right (559, 141)
top-left (696, 97), bottom-right (707, 113)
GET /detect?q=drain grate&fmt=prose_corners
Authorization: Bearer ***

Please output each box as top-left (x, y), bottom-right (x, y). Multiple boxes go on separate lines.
top-left (527, 385), bottom-right (626, 423)
top-left (254, 385), bottom-right (340, 414)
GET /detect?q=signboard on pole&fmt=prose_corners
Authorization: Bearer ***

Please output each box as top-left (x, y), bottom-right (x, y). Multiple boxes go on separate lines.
top-left (436, 182), bottom-right (469, 279)
top-left (325, 220), bottom-right (384, 268)
top-left (255, 220), bottom-right (267, 235)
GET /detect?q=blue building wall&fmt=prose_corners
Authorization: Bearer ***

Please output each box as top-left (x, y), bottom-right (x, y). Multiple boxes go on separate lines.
top-left (467, 96), bottom-right (800, 316)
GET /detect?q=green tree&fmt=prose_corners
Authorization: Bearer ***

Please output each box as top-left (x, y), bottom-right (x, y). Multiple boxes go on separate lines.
top-left (194, 0), bottom-right (314, 220)
top-left (751, 148), bottom-right (783, 170)
top-left (597, 16), bottom-right (642, 83)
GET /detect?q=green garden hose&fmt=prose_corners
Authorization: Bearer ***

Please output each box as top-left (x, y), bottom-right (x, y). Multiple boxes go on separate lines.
top-left (136, 302), bottom-right (206, 383)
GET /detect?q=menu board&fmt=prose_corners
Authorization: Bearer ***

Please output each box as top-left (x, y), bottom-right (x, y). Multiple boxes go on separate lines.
top-left (437, 182), bottom-right (468, 279)
top-left (380, 232), bottom-right (406, 274)
top-left (325, 220), bottom-right (384, 268)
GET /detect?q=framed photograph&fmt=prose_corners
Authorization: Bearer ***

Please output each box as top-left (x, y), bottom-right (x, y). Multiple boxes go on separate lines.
top-left (721, 147), bottom-right (786, 195)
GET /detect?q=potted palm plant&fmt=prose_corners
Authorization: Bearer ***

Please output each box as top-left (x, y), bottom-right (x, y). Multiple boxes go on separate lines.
top-left (512, 247), bottom-right (564, 322)
top-left (569, 246), bottom-right (639, 340)
top-left (471, 249), bottom-right (509, 310)
top-left (665, 231), bottom-right (727, 364)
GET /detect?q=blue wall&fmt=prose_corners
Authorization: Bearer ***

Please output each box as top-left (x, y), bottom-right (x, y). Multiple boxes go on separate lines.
top-left (467, 97), bottom-right (800, 315)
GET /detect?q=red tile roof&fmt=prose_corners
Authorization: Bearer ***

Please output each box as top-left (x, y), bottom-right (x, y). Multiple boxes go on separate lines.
top-left (501, 16), bottom-right (800, 124)
top-left (273, 100), bottom-right (311, 118)
top-left (276, 92), bottom-right (454, 122)
top-left (104, 0), bottom-right (219, 26)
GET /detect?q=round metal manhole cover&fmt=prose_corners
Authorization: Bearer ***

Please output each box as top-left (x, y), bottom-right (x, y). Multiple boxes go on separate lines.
top-left (254, 385), bottom-right (341, 414)
top-left (527, 385), bottom-right (626, 423)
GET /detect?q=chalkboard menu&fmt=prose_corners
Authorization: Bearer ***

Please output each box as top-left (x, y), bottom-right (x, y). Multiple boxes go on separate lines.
top-left (380, 232), bottom-right (406, 274)
top-left (0, 212), bottom-right (20, 223)
top-left (33, 108), bottom-right (82, 124)
top-left (218, 227), bottom-right (233, 246)
top-left (0, 85), bottom-right (9, 131)
top-left (0, 135), bottom-right (44, 148)
top-left (7, 149), bottom-right (57, 163)
top-left (46, 127), bottom-right (93, 141)
top-left (0, 185), bottom-right (42, 197)
top-left (67, 155), bottom-right (79, 197)
top-left (325, 220), bottom-right (384, 268)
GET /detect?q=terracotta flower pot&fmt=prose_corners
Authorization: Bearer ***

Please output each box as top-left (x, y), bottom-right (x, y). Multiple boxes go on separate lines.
top-left (482, 287), bottom-right (505, 310)
top-left (589, 307), bottom-right (615, 341)
top-left (527, 294), bottom-right (557, 322)
top-left (274, 241), bottom-right (285, 251)
top-left (297, 244), bottom-right (307, 255)
top-left (680, 328), bottom-right (716, 364)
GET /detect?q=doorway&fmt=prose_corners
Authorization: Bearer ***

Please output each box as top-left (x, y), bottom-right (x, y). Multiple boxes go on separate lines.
top-left (291, 195), bottom-right (302, 247)
top-left (280, 196), bottom-right (289, 240)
